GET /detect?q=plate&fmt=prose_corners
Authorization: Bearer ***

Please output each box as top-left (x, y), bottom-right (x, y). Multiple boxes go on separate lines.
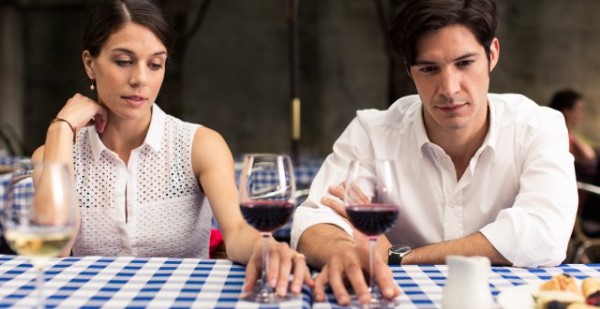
top-left (496, 283), bottom-right (539, 309)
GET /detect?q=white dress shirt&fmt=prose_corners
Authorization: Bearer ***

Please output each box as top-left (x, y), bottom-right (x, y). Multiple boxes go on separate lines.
top-left (291, 94), bottom-right (577, 267)
top-left (71, 104), bottom-right (213, 258)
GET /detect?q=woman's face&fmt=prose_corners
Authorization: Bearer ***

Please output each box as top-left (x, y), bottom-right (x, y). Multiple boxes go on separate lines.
top-left (83, 22), bottom-right (167, 121)
top-left (565, 99), bottom-right (586, 129)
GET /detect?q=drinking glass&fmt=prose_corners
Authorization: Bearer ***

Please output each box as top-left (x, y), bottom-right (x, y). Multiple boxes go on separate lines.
top-left (344, 159), bottom-right (400, 308)
top-left (3, 160), bottom-right (77, 308)
top-left (239, 154), bottom-right (296, 303)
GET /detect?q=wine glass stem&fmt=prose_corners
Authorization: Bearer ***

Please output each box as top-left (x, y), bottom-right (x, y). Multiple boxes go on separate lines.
top-left (261, 233), bottom-right (269, 289)
top-left (369, 238), bottom-right (378, 297)
top-left (35, 265), bottom-right (45, 309)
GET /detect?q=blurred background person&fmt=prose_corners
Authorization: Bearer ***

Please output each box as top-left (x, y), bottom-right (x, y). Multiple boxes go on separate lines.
top-left (549, 89), bottom-right (597, 180)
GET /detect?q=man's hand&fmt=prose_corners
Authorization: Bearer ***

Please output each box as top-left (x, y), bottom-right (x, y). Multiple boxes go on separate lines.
top-left (313, 245), bottom-right (401, 305)
top-left (314, 184), bottom-right (400, 305)
top-left (321, 184), bottom-right (371, 246)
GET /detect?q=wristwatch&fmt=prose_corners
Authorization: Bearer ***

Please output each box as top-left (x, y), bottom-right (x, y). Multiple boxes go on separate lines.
top-left (388, 245), bottom-right (411, 265)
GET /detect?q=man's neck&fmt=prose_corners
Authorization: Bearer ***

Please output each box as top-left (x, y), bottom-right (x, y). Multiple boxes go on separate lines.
top-left (426, 112), bottom-right (490, 180)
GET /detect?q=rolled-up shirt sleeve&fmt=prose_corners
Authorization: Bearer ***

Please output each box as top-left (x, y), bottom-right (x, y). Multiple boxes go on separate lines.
top-left (480, 108), bottom-right (577, 267)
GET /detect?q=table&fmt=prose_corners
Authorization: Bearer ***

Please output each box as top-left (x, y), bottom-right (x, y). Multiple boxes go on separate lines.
top-left (315, 263), bottom-right (600, 309)
top-left (1, 255), bottom-right (600, 308)
top-left (0, 255), bottom-right (311, 308)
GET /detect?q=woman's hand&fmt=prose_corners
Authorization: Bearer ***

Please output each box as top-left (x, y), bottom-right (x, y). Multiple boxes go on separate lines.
top-left (55, 93), bottom-right (108, 134)
top-left (244, 238), bottom-right (314, 296)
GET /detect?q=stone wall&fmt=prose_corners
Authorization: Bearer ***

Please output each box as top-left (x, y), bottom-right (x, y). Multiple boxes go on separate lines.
top-left (1, 0), bottom-right (600, 157)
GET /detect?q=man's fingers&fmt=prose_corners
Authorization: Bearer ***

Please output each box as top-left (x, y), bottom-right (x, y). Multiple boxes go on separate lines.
top-left (321, 196), bottom-right (348, 218)
top-left (375, 259), bottom-right (402, 299)
top-left (344, 262), bottom-right (371, 304)
top-left (328, 185), bottom-right (345, 199)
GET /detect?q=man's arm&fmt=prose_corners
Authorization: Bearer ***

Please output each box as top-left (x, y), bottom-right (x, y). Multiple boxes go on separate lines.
top-left (400, 232), bottom-right (510, 265)
top-left (296, 224), bottom-right (356, 269)
top-left (319, 189), bottom-right (511, 266)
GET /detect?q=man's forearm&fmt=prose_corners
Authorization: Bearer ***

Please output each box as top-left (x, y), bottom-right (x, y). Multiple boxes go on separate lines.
top-left (402, 232), bottom-right (511, 265)
top-left (297, 224), bottom-right (357, 270)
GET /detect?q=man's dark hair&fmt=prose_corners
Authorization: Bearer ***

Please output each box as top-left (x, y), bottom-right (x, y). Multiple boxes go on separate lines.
top-left (82, 0), bottom-right (174, 57)
top-left (548, 89), bottom-right (583, 113)
top-left (389, 0), bottom-right (497, 67)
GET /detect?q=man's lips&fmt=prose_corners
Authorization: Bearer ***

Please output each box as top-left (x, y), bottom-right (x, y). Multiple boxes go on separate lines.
top-left (437, 103), bottom-right (467, 112)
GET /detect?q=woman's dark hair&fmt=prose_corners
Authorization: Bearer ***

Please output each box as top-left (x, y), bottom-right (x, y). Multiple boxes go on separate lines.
top-left (548, 89), bottom-right (583, 113)
top-left (82, 0), bottom-right (174, 57)
top-left (389, 0), bottom-right (497, 67)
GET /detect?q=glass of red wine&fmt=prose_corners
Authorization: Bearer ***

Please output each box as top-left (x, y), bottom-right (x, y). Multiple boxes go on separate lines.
top-left (344, 159), bottom-right (400, 308)
top-left (239, 154), bottom-right (296, 303)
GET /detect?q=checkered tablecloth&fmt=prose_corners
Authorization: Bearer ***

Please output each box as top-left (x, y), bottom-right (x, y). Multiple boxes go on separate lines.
top-left (314, 264), bottom-right (600, 309)
top-left (0, 255), bottom-right (312, 308)
top-left (1, 255), bottom-right (599, 309)
top-left (234, 162), bottom-right (321, 189)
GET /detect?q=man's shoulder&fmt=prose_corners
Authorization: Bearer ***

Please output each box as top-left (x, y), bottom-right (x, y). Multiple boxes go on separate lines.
top-left (355, 95), bottom-right (420, 128)
top-left (490, 93), bottom-right (562, 124)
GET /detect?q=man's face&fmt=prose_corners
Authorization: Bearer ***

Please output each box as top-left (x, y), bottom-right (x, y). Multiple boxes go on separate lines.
top-left (409, 25), bottom-right (499, 137)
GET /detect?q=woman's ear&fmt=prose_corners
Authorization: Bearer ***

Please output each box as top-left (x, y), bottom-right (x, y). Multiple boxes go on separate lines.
top-left (82, 50), bottom-right (95, 79)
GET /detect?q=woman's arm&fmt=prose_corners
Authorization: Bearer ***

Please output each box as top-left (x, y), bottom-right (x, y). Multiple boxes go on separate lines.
top-left (191, 127), bottom-right (312, 295)
top-left (31, 93), bottom-right (106, 256)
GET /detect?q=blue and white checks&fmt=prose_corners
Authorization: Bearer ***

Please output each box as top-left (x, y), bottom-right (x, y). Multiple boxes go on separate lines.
top-left (1, 255), bottom-right (600, 308)
top-left (314, 264), bottom-right (600, 309)
top-left (0, 255), bottom-right (311, 308)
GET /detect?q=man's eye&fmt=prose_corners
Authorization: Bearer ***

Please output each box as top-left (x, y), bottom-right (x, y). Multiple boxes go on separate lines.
top-left (456, 60), bottom-right (474, 67)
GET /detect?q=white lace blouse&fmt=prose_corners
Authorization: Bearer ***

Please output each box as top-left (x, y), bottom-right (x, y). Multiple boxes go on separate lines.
top-left (71, 104), bottom-right (212, 258)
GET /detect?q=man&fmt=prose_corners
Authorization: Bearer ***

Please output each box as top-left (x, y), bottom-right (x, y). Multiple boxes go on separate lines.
top-left (291, 0), bottom-right (577, 306)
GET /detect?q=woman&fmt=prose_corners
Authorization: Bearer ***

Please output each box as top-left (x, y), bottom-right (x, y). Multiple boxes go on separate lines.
top-left (33, 0), bottom-right (311, 296)
top-left (549, 89), bottom-right (597, 179)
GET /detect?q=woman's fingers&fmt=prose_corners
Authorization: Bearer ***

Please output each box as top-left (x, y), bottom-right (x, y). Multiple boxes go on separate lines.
top-left (243, 257), bottom-right (258, 292)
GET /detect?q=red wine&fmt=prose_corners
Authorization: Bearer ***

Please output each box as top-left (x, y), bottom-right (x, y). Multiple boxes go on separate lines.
top-left (346, 204), bottom-right (399, 236)
top-left (240, 201), bottom-right (295, 232)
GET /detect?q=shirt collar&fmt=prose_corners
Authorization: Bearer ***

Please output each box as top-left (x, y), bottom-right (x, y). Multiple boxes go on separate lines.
top-left (88, 103), bottom-right (165, 162)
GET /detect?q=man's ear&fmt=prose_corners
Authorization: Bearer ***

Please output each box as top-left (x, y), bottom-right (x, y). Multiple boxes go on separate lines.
top-left (489, 38), bottom-right (500, 72)
top-left (82, 50), bottom-right (95, 79)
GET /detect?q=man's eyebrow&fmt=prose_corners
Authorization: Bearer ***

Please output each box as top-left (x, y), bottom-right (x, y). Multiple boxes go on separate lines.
top-left (110, 48), bottom-right (167, 57)
top-left (413, 52), bottom-right (479, 66)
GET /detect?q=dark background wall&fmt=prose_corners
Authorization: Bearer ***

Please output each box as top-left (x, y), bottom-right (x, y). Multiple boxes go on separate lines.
top-left (1, 0), bottom-right (599, 159)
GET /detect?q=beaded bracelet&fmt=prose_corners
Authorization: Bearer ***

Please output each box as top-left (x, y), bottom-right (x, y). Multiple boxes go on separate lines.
top-left (50, 117), bottom-right (76, 144)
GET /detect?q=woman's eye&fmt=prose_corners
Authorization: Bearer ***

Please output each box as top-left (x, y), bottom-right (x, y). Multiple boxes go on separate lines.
top-left (419, 66), bottom-right (438, 73)
top-left (149, 63), bottom-right (163, 70)
top-left (115, 60), bottom-right (132, 67)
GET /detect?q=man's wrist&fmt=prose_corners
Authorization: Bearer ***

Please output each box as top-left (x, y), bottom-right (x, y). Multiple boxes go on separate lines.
top-left (388, 245), bottom-right (411, 265)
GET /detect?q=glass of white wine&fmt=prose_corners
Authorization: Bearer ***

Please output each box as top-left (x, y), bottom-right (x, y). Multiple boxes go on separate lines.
top-left (3, 160), bottom-right (77, 308)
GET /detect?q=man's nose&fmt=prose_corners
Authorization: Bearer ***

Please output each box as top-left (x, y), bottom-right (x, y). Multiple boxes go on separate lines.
top-left (438, 68), bottom-right (460, 98)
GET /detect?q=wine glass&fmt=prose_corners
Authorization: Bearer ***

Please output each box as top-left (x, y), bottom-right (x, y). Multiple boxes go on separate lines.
top-left (344, 159), bottom-right (400, 308)
top-left (3, 160), bottom-right (77, 308)
top-left (239, 154), bottom-right (296, 303)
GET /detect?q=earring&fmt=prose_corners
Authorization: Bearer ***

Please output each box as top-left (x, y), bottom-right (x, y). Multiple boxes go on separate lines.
top-left (90, 79), bottom-right (96, 91)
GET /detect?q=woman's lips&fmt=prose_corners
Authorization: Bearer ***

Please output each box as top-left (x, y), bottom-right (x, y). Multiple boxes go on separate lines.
top-left (122, 95), bottom-right (147, 107)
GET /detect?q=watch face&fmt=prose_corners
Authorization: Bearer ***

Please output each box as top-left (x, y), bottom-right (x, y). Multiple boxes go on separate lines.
top-left (390, 246), bottom-right (411, 255)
